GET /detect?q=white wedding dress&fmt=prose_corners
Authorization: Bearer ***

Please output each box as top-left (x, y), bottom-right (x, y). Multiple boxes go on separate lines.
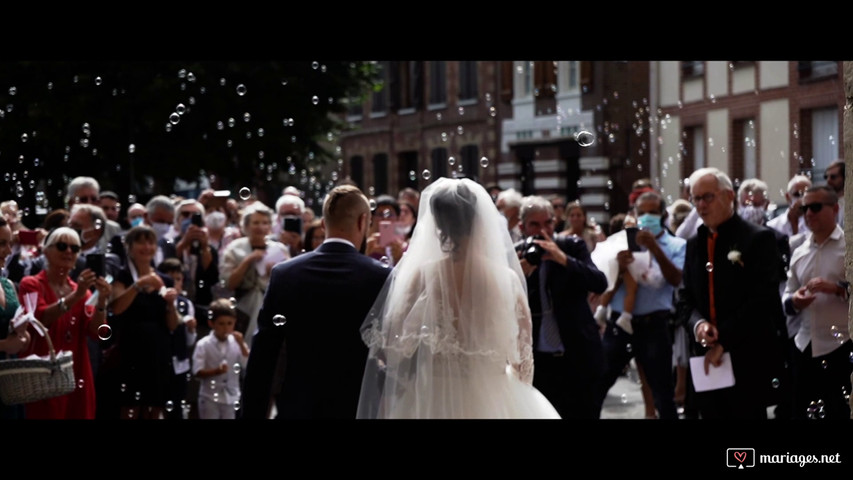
top-left (357, 178), bottom-right (559, 419)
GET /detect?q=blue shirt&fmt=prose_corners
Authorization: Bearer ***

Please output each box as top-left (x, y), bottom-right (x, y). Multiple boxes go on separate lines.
top-left (611, 231), bottom-right (685, 315)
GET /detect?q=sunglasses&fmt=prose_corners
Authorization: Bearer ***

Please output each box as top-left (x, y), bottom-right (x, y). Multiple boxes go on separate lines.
top-left (799, 202), bottom-right (834, 214)
top-left (54, 241), bottom-right (81, 253)
top-left (75, 196), bottom-right (99, 204)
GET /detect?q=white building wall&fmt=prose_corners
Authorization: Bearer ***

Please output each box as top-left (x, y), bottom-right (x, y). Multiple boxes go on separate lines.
top-left (706, 109), bottom-right (729, 172)
top-left (658, 61), bottom-right (681, 108)
top-left (760, 61), bottom-right (789, 90)
top-left (732, 64), bottom-right (756, 94)
top-left (658, 114), bottom-right (683, 203)
top-left (706, 61), bottom-right (729, 99)
top-left (760, 99), bottom-right (791, 204)
top-left (684, 77), bottom-right (704, 104)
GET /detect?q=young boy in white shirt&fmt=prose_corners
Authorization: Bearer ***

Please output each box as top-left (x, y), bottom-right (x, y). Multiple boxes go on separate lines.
top-left (192, 298), bottom-right (250, 419)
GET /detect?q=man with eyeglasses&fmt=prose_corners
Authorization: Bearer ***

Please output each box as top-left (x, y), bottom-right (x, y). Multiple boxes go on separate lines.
top-left (823, 160), bottom-right (844, 228)
top-left (680, 167), bottom-right (788, 419)
top-left (766, 174), bottom-right (812, 240)
top-left (517, 195), bottom-right (608, 419)
top-left (782, 185), bottom-right (851, 419)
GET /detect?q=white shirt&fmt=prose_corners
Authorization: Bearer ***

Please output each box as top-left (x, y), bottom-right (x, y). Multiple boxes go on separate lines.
top-left (766, 209), bottom-right (809, 238)
top-left (782, 224), bottom-right (849, 357)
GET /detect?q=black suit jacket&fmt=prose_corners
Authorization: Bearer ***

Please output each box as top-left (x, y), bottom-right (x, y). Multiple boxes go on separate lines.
top-left (683, 214), bottom-right (787, 408)
top-left (529, 235), bottom-right (608, 378)
top-left (241, 240), bottom-right (391, 419)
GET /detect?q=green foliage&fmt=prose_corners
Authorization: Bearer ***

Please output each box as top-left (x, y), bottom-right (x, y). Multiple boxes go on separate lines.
top-left (0, 61), bottom-right (380, 216)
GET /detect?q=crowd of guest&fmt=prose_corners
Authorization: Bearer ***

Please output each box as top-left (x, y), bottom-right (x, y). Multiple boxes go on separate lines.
top-left (0, 159), bottom-right (849, 420)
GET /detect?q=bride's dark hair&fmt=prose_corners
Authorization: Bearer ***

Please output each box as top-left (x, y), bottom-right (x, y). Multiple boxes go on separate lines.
top-left (431, 181), bottom-right (476, 253)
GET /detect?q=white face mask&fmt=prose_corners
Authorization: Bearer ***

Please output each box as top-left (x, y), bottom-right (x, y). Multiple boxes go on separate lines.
top-left (205, 211), bottom-right (227, 229)
top-left (151, 222), bottom-right (171, 239)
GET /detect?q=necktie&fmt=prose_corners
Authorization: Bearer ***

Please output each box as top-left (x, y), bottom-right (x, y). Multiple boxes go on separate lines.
top-left (707, 232), bottom-right (718, 325)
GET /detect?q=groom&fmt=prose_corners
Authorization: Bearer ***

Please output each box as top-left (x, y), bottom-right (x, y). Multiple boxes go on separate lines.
top-left (241, 185), bottom-right (391, 419)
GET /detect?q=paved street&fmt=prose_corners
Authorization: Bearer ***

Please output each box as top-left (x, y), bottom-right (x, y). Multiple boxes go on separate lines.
top-left (599, 358), bottom-right (651, 419)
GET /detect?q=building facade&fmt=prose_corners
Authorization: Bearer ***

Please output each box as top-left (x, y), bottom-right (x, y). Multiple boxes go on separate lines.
top-left (338, 61), bottom-right (503, 198)
top-left (653, 61), bottom-right (845, 206)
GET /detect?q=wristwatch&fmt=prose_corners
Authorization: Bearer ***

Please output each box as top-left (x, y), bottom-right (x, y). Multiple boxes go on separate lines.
top-left (58, 297), bottom-right (69, 313)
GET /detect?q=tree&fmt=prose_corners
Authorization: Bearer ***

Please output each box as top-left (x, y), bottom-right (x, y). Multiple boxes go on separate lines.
top-left (0, 61), bottom-right (379, 220)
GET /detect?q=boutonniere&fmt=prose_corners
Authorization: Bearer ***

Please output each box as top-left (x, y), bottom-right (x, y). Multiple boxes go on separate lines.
top-left (727, 248), bottom-right (743, 267)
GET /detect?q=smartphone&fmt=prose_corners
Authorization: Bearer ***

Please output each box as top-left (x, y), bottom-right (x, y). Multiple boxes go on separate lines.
top-left (379, 220), bottom-right (398, 247)
top-left (18, 230), bottom-right (38, 245)
top-left (86, 253), bottom-right (106, 278)
top-left (625, 227), bottom-right (641, 252)
top-left (191, 212), bottom-right (204, 227)
top-left (283, 216), bottom-right (302, 234)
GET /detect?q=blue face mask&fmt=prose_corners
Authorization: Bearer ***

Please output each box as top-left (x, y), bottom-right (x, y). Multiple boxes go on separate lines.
top-left (637, 213), bottom-right (663, 236)
top-left (130, 217), bottom-right (144, 228)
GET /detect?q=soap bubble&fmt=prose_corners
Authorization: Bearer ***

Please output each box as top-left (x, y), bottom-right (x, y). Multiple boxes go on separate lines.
top-left (272, 314), bottom-right (286, 326)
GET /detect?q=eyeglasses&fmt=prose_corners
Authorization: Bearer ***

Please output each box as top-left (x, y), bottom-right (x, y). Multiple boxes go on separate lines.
top-left (799, 202), bottom-right (835, 214)
top-left (179, 211), bottom-right (194, 218)
top-left (53, 241), bottom-right (81, 253)
top-left (75, 196), bottom-right (99, 204)
top-left (689, 192), bottom-right (717, 205)
top-left (824, 173), bottom-right (840, 181)
top-left (790, 191), bottom-right (804, 198)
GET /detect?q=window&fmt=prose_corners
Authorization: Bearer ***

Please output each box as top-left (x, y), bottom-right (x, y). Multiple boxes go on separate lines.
top-left (681, 61), bottom-right (704, 78)
top-left (809, 107), bottom-right (840, 178)
top-left (534, 61), bottom-right (557, 97)
top-left (680, 126), bottom-right (706, 181)
top-left (568, 61), bottom-right (578, 89)
top-left (798, 61), bottom-right (839, 81)
top-left (458, 61), bottom-right (478, 101)
top-left (371, 61), bottom-right (389, 114)
top-left (460, 145), bottom-right (479, 182)
top-left (373, 153), bottom-right (389, 195)
top-left (399, 151), bottom-right (419, 191)
top-left (430, 148), bottom-right (449, 180)
top-left (730, 118), bottom-right (757, 181)
top-left (429, 61), bottom-right (447, 105)
top-left (390, 61), bottom-right (423, 112)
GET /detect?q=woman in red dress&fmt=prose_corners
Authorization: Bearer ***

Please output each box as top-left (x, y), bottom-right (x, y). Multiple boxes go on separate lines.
top-left (17, 227), bottom-right (111, 419)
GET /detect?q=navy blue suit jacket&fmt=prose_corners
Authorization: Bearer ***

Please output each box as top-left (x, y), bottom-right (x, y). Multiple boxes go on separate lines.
top-left (241, 240), bottom-right (391, 419)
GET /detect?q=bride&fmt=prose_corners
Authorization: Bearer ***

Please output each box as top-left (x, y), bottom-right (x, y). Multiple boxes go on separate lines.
top-left (357, 178), bottom-right (559, 419)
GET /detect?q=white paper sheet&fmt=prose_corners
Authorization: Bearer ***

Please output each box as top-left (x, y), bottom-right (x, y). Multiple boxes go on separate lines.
top-left (689, 352), bottom-right (736, 392)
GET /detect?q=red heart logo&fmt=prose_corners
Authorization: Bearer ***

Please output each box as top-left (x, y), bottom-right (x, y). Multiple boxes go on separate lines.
top-left (734, 452), bottom-right (747, 463)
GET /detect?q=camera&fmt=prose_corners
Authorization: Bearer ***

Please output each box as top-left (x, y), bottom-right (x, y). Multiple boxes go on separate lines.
top-left (515, 235), bottom-right (546, 266)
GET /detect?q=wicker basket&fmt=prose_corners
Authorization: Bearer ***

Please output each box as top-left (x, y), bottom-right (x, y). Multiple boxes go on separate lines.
top-left (0, 319), bottom-right (75, 405)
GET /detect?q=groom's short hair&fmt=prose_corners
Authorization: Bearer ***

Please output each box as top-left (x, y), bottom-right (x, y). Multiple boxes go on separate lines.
top-left (323, 185), bottom-right (369, 231)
